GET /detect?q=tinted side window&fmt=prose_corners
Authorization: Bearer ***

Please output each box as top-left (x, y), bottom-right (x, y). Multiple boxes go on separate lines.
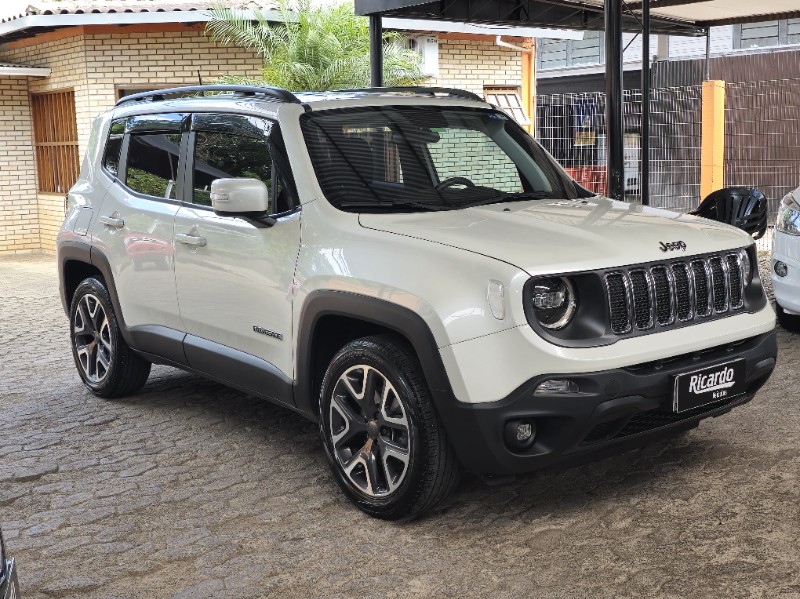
top-left (192, 130), bottom-right (278, 207)
top-left (125, 133), bottom-right (182, 199)
top-left (102, 119), bottom-right (125, 178)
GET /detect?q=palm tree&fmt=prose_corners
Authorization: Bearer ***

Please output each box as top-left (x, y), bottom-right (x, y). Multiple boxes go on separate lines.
top-left (206, 0), bottom-right (424, 91)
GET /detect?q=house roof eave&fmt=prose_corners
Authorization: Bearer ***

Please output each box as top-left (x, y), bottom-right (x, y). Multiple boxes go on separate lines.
top-left (0, 9), bottom-right (284, 44)
top-left (0, 63), bottom-right (51, 77)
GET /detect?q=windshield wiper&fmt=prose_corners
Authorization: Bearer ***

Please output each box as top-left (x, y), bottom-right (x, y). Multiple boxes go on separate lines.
top-left (339, 200), bottom-right (449, 212)
top-left (457, 191), bottom-right (555, 209)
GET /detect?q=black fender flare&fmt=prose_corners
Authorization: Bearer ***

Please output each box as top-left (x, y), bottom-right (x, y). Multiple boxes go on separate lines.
top-left (293, 290), bottom-right (458, 419)
top-left (58, 240), bottom-right (134, 348)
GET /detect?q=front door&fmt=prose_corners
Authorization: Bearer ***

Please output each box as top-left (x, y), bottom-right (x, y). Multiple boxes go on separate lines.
top-left (173, 113), bottom-right (301, 395)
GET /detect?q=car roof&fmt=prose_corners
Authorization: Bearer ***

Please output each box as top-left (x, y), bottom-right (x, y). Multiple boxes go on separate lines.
top-left (112, 85), bottom-right (492, 117)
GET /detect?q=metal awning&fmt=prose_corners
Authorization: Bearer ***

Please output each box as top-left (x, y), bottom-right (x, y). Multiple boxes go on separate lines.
top-left (626, 0), bottom-right (800, 27)
top-left (357, 0), bottom-right (800, 204)
top-left (356, 0), bottom-right (800, 34)
top-left (355, 0), bottom-right (706, 35)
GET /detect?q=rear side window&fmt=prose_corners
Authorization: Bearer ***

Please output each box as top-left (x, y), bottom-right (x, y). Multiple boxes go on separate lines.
top-left (191, 129), bottom-right (278, 207)
top-left (102, 119), bottom-right (125, 178)
top-left (125, 133), bottom-right (182, 199)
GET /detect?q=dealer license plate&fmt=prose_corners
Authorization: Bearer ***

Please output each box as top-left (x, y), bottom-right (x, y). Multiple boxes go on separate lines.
top-left (673, 359), bottom-right (746, 413)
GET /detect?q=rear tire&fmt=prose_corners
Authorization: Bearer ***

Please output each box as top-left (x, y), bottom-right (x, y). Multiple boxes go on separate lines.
top-left (776, 301), bottom-right (800, 332)
top-left (69, 277), bottom-right (151, 398)
top-left (319, 335), bottom-right (460, 520)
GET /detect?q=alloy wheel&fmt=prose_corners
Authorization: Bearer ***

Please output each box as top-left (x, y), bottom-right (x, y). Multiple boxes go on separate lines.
top-left (72, 293), bottom-right (112, 383)
top-left (328, 364), bottom-right (411, 497)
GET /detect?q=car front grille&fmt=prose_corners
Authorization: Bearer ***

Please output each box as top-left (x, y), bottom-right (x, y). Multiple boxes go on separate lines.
top-left (604, 252), bottom-right (746, 335)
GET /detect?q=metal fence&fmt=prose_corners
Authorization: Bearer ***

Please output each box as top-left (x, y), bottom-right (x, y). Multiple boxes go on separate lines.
top-left (537, 79), bottom-right (800, 252)
top-left (536, 86), bottom-right (703, 212)
top-left (724, 78), bottom-right (800, 220)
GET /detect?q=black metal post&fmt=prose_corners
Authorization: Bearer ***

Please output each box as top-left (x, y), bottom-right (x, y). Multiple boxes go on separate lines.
top-left (605, 0), bottom-right (624, 201)
top-left (641, 0), bottom-right (650, 205)
top-left (369, 14), bottom-right (383, 88)
top-left (704, 27), bottom-right (711, 80)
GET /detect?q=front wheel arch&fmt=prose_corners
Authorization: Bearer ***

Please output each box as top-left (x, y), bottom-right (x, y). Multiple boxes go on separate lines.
top-left (294, 291), bottom-right (453, 420)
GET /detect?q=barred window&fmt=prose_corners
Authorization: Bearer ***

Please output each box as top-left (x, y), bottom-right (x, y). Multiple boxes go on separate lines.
top-left (31, 90), bottom-right (80, 193)
top-left (484, 88), bottom-right (531, 126)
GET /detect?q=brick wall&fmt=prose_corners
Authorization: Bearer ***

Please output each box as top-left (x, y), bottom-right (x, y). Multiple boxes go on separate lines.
top-left (429, 129), bottom-right (522, 191)
top-left (424, 37), bottom-right (526, 192)
top-left (431, 37), bottom-right (523, 96)
top-left (81, 30), bottom-right (263, 149)
top-left (0, 27), bottom-right (262, 253)
top-left (0, 77), bottom-right (40, 255)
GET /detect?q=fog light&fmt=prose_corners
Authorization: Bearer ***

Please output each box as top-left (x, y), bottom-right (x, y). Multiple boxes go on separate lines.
top-left (534, 379), bottom-right (579, 395)
top-left (774, 260), bottom-right (788, 277)
top-left (504, 419), bottom-right (536, 451)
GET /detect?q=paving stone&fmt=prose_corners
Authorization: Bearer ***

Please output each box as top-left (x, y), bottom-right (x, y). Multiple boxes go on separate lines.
top-left (1, 254), bottom-right (799, 598)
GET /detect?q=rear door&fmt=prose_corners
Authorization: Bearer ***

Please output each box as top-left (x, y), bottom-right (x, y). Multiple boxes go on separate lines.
top-left (173, 113), bottom-right (301, 397)
top-left (91, 113), bottom-right (186, 333)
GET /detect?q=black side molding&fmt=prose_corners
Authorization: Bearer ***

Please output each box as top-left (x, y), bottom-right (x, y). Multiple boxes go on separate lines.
top-left (128, 325), bottom-right (187, 366)
top-left (57, 239), bottom-right (93, 314)
top-left (59, 241), bottom-right (137, 349)
top-left (183, 334), bottom-right (294, 407)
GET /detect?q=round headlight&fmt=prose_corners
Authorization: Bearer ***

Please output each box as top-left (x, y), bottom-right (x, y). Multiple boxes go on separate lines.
top-left (530, 277), bottom-right (577, 330)
top-left (776, 191), bottom-right (800, 236)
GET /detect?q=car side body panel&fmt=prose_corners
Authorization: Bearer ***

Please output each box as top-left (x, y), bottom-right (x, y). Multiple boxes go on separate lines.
top-left (173, 205), bottom-right (301, 380)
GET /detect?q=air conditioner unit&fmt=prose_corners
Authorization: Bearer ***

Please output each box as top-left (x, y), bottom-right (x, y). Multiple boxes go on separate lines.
top-left (411, 35), bottom-right (439, 78)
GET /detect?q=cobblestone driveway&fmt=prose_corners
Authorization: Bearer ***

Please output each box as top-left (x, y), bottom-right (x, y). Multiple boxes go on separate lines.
top-left (1, 255), bottom-right (799, 599)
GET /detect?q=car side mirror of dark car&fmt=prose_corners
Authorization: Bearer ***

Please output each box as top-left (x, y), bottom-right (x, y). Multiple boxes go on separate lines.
top-left (691, 186), bottom-right (768, 239)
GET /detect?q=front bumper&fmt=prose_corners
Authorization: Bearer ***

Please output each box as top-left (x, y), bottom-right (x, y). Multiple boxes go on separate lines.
top-left (436, 330), bottom-right (777, 476)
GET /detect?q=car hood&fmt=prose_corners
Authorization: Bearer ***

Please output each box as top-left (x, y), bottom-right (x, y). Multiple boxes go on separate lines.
top-left (358, 197), bottom-right (752, 275)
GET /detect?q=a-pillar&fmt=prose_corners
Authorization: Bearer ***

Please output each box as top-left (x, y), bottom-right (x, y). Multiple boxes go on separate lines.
top-left (520, 39), bottom-right (536, 134)
top-left (700, 79), bottom-right (726, 201)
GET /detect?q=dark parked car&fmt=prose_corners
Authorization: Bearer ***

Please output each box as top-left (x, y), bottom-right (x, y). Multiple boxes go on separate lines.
top-left (0, 529), bottom-right (19, 599)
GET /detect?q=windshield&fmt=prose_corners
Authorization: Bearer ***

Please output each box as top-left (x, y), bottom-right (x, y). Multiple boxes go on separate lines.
top-left (301, 106), bottom-right (591, 212)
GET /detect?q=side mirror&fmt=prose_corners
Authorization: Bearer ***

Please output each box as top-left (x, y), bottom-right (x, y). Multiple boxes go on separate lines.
top-left (691, 186), bottom-right (768, 240)
top-left (210, 178), bottom-right (270, 215)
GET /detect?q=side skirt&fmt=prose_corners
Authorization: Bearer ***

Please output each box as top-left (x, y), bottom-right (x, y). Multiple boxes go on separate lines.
top-left (130, 325), bottom-right (299, 414)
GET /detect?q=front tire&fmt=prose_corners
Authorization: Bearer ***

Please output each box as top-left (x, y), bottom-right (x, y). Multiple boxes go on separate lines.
top-left (69, 277), bottom-right (151, 398)
top-left (776, 301), bottom-right (800, 332)
top-left (319, 336), bottom-right (460, 520)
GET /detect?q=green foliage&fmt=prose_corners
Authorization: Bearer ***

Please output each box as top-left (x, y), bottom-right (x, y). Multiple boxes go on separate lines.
top-left (206, 0), bottom-right (424, 91)
top-left (126, 168), bottom-right (176, 199)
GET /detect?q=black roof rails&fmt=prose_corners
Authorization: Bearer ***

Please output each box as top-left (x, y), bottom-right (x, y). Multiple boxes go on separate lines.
top-left (332, 87), bottom-right (484, 102)
top-left (115, 84), bottom-right (301, 107)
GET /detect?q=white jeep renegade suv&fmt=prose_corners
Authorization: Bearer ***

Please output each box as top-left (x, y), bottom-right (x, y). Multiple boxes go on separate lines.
top-left (58, 85), bottom-right (777, 519)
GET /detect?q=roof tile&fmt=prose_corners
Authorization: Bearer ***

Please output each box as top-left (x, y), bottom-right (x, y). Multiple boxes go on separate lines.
top-left (1, 1), bottom-right (276, 24)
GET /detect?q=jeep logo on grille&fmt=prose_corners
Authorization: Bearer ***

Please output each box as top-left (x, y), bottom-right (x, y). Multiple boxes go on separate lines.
top-left (659, 241), bottom-right (687, 252)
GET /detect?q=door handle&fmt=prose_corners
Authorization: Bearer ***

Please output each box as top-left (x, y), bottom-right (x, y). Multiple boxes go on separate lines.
top-left (99, 215), bottom-right (124, 228)
top-left (176, 233), bottom-right (207, 248)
